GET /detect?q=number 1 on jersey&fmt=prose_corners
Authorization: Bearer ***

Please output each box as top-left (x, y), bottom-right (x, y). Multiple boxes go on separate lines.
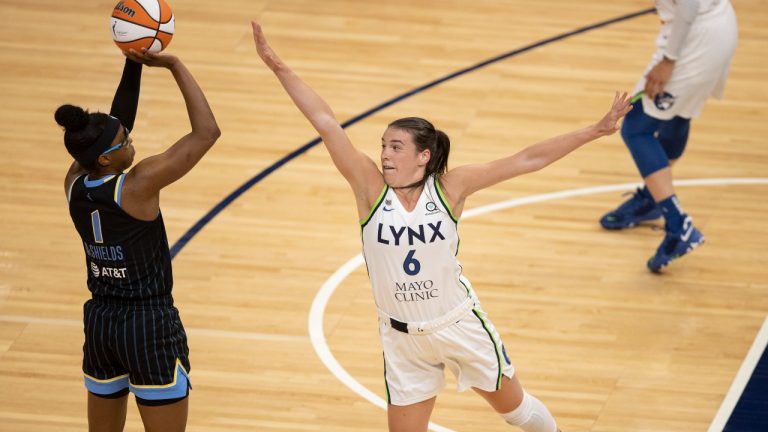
top-left (91, 210), bottom-right (104, 244)
top-left (403, 249), bottom-right (421, 276)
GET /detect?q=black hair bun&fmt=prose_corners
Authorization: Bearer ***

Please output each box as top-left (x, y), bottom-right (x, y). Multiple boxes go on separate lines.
top-left (55, 104), bottom-right (89, 132)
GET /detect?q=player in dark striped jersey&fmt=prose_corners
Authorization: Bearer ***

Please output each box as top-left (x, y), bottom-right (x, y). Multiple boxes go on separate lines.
top-left (57, 48), bottom-right (219, 432)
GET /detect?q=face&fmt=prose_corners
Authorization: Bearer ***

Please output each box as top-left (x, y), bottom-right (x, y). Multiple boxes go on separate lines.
top-left (380, 127), bottom-right (430, 188)
top-left (98, 126), bottom-right (135, 170)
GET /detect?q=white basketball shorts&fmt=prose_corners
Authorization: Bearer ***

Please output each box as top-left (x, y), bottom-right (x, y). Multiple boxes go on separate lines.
top-left (380, 305), bottom-right (515, 406)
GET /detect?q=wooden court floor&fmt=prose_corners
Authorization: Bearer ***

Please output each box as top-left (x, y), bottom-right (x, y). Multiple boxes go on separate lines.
top-left (1, 1), bottom-right (766, 431)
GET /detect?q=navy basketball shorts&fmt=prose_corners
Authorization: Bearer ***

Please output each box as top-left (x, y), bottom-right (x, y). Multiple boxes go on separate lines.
top-left (82, 297), bottom-right (191, 403)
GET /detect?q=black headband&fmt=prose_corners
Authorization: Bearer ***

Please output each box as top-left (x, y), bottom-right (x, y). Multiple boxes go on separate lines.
top-left (71, 116), bottom-right (122, 167)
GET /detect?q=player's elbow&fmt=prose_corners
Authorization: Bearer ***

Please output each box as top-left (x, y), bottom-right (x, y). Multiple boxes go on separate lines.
top-left (517, 151), bottom-right (548, 174)
top-left (195, 124), bottom-right (222, 147)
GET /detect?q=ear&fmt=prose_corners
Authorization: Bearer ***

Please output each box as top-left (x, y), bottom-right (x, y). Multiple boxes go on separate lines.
top-left (419, 149), bottom-right (431, 166)
top-left (96, 154), bottom-right (112, 168)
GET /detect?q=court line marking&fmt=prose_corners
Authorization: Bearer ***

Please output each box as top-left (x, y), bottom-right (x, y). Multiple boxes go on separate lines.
top-left (709, 316), bottom-right (768, 432)
top-left (308, 178), bottom-right (768, 432)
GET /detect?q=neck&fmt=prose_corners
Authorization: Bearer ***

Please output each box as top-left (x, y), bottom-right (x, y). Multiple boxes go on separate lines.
top-left (393, 183), bottom-right (424, 205)
top-left (92, 167), bottom-right (121, 178)
top-left (391, 178), bottom-right (424, 191)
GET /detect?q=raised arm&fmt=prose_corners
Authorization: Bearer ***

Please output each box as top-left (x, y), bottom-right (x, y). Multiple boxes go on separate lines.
top-left (64, 59), bottom-right (144, 196)
top-left (124, 50), bottom-right (220, 196)
top-left (251, 21), bottom-right (383, 209)
top-left (441, 92), bottom-right (632, 214)
top-left (109, 58), bottom-right (143, 131)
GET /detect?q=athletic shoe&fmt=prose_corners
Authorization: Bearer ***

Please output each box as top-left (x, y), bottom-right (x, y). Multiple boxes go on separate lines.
top-left (647, 216), bottom-right (705, 272)
top-left (600, 187), bottom-right (662, 230)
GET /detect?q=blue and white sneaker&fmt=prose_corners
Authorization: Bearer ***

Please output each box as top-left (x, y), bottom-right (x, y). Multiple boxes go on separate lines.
top-left (647, 216), bottom-right (705, 273)
top-left (600, 187), bottom-right (662, 230)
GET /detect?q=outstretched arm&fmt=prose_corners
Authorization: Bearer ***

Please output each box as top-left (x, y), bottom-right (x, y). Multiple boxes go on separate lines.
top-left (125, 49), bottom-right (221, 197)
top-left (441, 92), bottom-right (632, 213)
top-left (251, 21), bottom-right (383, 211)
top-left (109, 58), bottom-right (143, 131)
top-left (64, 59), bottom-right (144, 196)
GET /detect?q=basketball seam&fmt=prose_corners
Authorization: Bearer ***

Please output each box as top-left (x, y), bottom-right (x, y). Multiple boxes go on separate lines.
top-left (112, 17), bottom-right (161, 34)
top-left (115, 36), bottom-right (159, 44)
top-left (130, 0), bottom-right (161, 31)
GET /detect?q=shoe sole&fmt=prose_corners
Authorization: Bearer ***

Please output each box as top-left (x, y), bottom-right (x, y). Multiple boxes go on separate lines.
top-left (648, 235), bottom-right (706, 273)
top-left (600, 212), bottom-right (663, 230)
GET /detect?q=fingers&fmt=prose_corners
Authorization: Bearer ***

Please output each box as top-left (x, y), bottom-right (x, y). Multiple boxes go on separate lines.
top-left (124, 47), bottom-right (154, 62)
top-left (251, 20), bottom-right (266, 46)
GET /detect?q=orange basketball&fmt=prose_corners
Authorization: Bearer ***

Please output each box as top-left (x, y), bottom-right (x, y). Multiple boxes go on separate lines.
top-left (110, 0), bottom-right (174, 53)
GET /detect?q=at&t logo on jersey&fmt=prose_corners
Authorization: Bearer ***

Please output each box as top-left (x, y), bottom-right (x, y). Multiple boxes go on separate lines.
top-left (90, 261), bottom-right (128, 279)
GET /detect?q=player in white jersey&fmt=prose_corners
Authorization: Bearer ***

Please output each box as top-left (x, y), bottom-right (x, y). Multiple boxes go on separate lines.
top-left (600, 0), bottom-right (738, 272)
top-left (252, 22), bottom-right (631, 432)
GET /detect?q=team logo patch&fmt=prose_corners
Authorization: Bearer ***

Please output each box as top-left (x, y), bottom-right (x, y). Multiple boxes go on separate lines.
top-left (654, 91), bottom-right (676, 111)
top-left (90, 261), bottom-right (100, 277)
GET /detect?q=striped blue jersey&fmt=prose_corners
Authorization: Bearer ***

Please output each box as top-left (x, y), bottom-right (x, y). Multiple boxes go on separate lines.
top-left (68, 174), bottom-right (173, 300)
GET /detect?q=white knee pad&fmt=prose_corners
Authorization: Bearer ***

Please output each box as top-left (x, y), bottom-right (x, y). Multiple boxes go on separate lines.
top-left (500, 391), bottom-right (557, 432)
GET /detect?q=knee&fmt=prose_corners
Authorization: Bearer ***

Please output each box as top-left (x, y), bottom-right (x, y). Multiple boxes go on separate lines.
top-left (500, 391), bottom-right (557, 432)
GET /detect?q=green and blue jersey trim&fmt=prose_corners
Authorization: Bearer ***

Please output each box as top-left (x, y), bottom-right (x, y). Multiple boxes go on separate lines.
top-left (360, 185), bottom-right (389, 229)
top-left (471, 308), bottom-right (504, 390)
top-left (434, 177), bottom-right (458, 224)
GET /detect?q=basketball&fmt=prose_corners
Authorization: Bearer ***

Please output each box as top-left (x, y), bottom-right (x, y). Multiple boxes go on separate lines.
top-left (110, 0), bottom-right (175, 53)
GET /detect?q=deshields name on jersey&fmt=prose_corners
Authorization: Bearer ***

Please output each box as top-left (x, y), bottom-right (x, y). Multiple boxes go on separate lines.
top-left (83, 241), bottom-right (124, 261)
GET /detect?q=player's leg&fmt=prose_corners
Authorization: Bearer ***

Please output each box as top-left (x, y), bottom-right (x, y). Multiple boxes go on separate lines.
top-left (83, 300), bottom-right (131, 432)
top-left (599, 98), bottom-right (664, 230)
top-left (645, 115), bottom-right (690, 202)
top-left (644, 115), bottom-right (703, 272)
top-left (388, 397), bottom-right (437, 432)
top-left (123, 304), bottom-right (192, 432)
top-left (136, 395), bottom-right (189, 432)
top-left (446, 308), bottom-right (558, 431)
top-left (381, 320), bottom-right (445, 432)
top-left (474, 376), bottom-right (558, 432)
top-left (87, 389), bottom-right (129, 432)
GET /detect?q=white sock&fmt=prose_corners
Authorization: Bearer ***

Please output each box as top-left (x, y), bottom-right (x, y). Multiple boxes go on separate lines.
top-left (500, 391), bottom-right (557, 432)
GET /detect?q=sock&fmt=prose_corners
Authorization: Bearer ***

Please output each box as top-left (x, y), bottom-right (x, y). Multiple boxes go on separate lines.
top-left (501, 391), bottom-right (557, 432)
top-left (638, 185), bottom-right (655, 203)
top-left (658, 195), bottom-right (686, 233)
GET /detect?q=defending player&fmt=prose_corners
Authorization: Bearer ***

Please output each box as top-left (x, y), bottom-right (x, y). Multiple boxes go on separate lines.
top-left (252, 21), bottom-right (631, 432)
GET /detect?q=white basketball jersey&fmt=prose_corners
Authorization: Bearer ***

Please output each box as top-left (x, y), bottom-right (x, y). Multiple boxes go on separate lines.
top-left (361, 175), bottom-right (474, 323)
top-left (655, 0), bottom-right (727, 22)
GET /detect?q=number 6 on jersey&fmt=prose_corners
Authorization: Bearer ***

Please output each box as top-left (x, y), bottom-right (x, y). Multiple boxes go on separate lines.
top-left (403, 249), bottom-right (421, 276)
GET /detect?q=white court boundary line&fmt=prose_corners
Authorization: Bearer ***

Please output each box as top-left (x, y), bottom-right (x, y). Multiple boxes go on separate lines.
top-left (709, 316), bottom-right (768, 432)
top-left (308, 178), bottom-right (768, 432)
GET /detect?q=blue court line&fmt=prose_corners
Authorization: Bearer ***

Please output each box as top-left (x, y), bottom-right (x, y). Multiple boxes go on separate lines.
top-left (169, 6), bottom-right (655, 258)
